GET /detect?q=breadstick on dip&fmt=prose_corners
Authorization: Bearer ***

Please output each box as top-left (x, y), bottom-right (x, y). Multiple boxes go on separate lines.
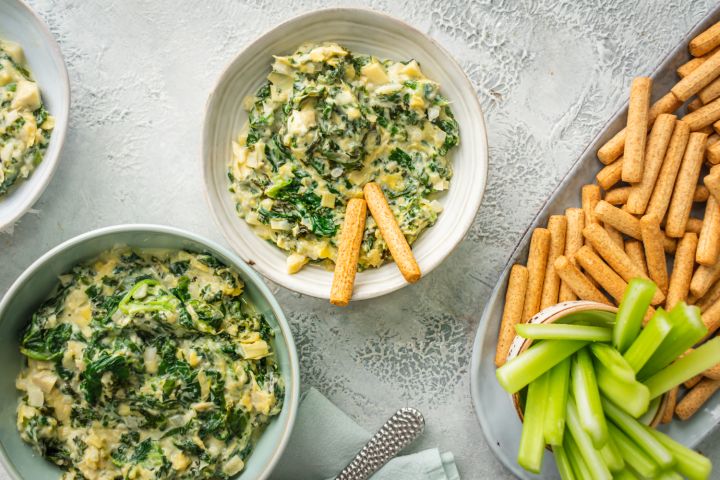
top-left (646, 120), bottom-right (692, 221)
top-left (672, 49), bottom-right (720, 101)
top-left (604, 187), bottom-right (631, 206)
top-left (690, 21), bottom-right (720, 56)
top-left (666, 132), bottom-right (709, 237)
top-left (553, 256), bottom-right (612, 305)
top-left (540, 215), bottom-right (567, 310)
top-left (582, 184), bottom-right (601, 226)
top-left (329, 198), bottom-right (368, 306)
top-left (363, 183), bottom-right (420, 283)
top-left (626, 114), bottom-right (676, 214)
top-left (594, 200), bottom-right (641, 239)
top-left (559, 208), bottom-right (585, 302)
top-left (675, 378), bottom-right (720, 421)
top-left (623, 77), bottom-right (652, 182)
top-left (682, 97), bottom-right (720, 131)
top-left (690, 259), bottom-right (720, 298)
top-left (596, 159), bottom-right (624, 190)
top-left (662, 386), bottom-right (678, 424)
top-left (495, 265), bottom-right (529, 367)
top-left (666, 232), bottom-right (698, 310)
top-left (522, 228), bottom-right (551, 321)
top-left (697, 194), bottom-right (720, 266)
top-left (640, 215), bottom-right (669, 295)
top-left (574, 245), bottom-right (628, 303)
top-left (625, 240), bottom-right (649, 276)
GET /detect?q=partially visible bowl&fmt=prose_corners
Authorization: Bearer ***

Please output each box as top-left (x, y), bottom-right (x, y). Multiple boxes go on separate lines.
top-left (203, 7), bottom-right (488, 300)
top-left (0, 225), bottom-right (299, 480)
top-left (0, 0), bottom-right (69, 230)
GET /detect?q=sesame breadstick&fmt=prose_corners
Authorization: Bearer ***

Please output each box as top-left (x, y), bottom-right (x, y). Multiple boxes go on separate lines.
top-left (540, 216), bottom-right (567, 310)
top-left (553, 256), bottom-right (612, 305)
top-left (559, 208), bottom-right (585, 302)
top-left (330, 198), bottom-right (367, 306)
top-left (495, 265), bottom-right (529, 367)
top-left (646, 120), bottom-right (691, 221)
top-left (522, 228), bottom-right (551, 321)
top-left (666, 233), bottom-right (698, 310)
top-left (666, 132), bottom-right (709, 237)
top-left (623, 77), bottom-right (653, 182)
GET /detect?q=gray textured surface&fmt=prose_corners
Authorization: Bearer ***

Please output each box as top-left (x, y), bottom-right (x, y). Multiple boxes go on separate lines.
top-left (0, 1), bottom-right (718, 478)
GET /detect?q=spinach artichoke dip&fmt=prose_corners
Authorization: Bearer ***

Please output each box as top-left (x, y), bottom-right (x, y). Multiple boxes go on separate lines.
top-left (15, 248), bottom-right (283, 480)
top-left (0, 39), bottom-right (54, 196)
top-left (228, 42), bottom-right (460, 274)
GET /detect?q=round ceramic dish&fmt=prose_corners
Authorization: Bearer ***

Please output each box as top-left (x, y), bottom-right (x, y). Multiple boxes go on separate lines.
top-left (0, 0), bottom-right (69, 230)
top-left (0, 225), bottom-right (299, 480)
top-left (203, 7), bottom-right (488, 300)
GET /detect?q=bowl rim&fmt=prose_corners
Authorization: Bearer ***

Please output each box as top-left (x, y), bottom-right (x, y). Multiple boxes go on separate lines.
top-left (0, 0), bottom-right (71, 230)
top-left (202, 6), bottom-right (488, 300)
top-left (0, 224), bottom-right (299, 480)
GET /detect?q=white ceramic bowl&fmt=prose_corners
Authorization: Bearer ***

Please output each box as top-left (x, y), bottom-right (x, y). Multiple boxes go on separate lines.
top-left (0, 0), bottom-right (69, 230)
top-left (203, 8), bottom-right (488, 300)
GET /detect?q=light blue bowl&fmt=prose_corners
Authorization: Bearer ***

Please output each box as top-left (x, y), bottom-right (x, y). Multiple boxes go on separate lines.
top-left (0, 225), bottom-right (299, 480)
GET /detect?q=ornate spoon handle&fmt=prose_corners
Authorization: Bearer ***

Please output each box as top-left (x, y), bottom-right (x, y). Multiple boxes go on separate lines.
top-left (335, 407), bottom-right (425, 480)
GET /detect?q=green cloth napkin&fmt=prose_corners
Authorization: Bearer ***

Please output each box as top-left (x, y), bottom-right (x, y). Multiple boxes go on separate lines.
top-left (270, 388), bottom-right (460, 480)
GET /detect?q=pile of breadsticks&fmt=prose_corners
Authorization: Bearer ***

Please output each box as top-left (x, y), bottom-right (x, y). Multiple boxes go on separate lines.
top-left (496, 20), bottom-right (720, 423)
top-left (329, 182), bottom-right (421, 306)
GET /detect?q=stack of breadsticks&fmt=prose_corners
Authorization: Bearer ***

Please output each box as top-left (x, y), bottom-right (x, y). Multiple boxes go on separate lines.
top-left (496, 20), bottom-right (720, 422)
top-left (329, 182), bottom-right (421, 306)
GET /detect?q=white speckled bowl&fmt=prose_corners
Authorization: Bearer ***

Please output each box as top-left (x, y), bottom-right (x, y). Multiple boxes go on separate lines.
top-left (203, 8), bottom-right (488, 300)
top-left (0, 0), bottom-right (70, 230)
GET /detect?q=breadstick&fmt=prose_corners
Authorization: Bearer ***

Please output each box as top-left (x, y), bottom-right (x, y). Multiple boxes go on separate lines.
top-left (695, 185), bottom-right (710, 202)
top-left (596, 159), bottom-right (624, 190)
top-left (666, 233), bottom-right (698, 310)
top-left (663, 235), bottom-right (678, 254)
top-left (661, 386), bottom-right (678, 424)
top-left (582, 223), bottom-right (664, 304)
top-left (699, 125), bottom-right (715, 135)
top-left (678, 57), bottom-right (706, 78)
top-left (709, 141), bottom-right (720, 164)
top-left (686, 217), bottom-right (704, 234)
top-left (574, 245), bottom-right (628, 303)
top-left (646, 120), bottom-right (691, 221)
top-left (330, 199), bottom-right (368, 306)
top-left (700, 77), bottom-right (720, 104)
top-left (540, 216), bottom-right (567, 309)
top-left (673, 48), bottom-right (720, 101)
top-left (697, 194), bottom-right (720, 266)
top-left (711, 133), bottom-right (720, 146)
top-left (594, 200), bottom-right (641, 239)
top-left (625, 240), bottom-right (649, 276)
top-left (605, 224), bottom-right (625, 247)
top-left (582, 184), bottom-right (601, 226)
top-left (675, 378), bottom-right (720, 421)
top-left (623, 77), bottom-right (652, 182)
top-left (690, 259), bottom-right (720, 298)
top-left (640, 215), bottom-right (669, 295)
top-left (522, 228), bottom-right (551, 321)
top-left (626, 114), bottom-right (677, 214)
top-left (666, 132), bottom-right (709, 237)
top-left (685, 375), bottom-right (703, 389)
top-left (495, 265), bottom-right (529, 367)
top-left (559, 208), bottom-right (584, 302)
top-left (363, 183), bottom-right (420, 283)
top-left (705, 170), bottom-right (720, 200)
top-left (697, 280), bottom-right (720, 312)
top-left (604, 187), bottom-right (630, 206)
top-left (688, 98), bottom-right (704, 113)
top-left (682, 98), bottom-right (720, 131)
top-left (702, 296), bottom-right (720, 339)
top-left (690, 21), bottom-right (720, 57)
top-left (553, 256), bottom-right (612, 305)
top-left (597, 93), bottom-right (682, 165)
top-left (703, 362), bottom-right (720, 380)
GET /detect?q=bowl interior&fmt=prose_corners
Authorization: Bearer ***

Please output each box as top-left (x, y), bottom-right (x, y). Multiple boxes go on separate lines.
top-left (204, 8), bottom-right (488, 300)
top-left (0, 225), bottom-right (298, 480)
top-left (0, 0), bottom-right (69, 229)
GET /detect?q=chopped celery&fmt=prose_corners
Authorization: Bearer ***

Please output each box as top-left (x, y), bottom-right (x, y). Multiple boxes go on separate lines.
top-left (590, 343), bottom-right (636, 383)
top-left (644, 337), bottom-right (720, 398)
top-left (595, 361), bottom-right (649, 417)
top-left (566, 397), bottom-right (612, 480)
top-left (496, 340), bottom-right (588, 394)
top-left (544, 358), bottom-right (571, 446)
top-left (565, 431), bottom-right (592, 479)
top-left (638, 302), bottom-right (707, 379)
top-left (623, 308), bottom-right (673, 373)
top-left (571, 349), bottom-right (608, 448)
top-left (518, 371), bottom-right (549, 473)
top-left (515, 323), bottom-right (612, 342)
top-left (554, 444), bottom-right (576, 480)
top-left (608, 422), bottom-right (660, 479)
top-left (601, 398), bottom-right (674, 469)
top-left (614, 278), bottom-right (656, 353)
top-left (600, 434), bottom-right (625, 472)
top-left (647, 426), bottom-right (712, 480)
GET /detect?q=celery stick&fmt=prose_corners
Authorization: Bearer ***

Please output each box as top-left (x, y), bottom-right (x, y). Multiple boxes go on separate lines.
top-left (566, 397), bottom-right (612, 480)
top-left (608, 422), bottom-right (660, 478)
top-left (657, 470), bottom-right (685, 479)
top-left (601, 398), bottom-right (674, 469)
top-left (515, 323), bottom-right (612, 342)
top-left (638, 302), bottom-right (707, 379)
top-left (614, 278), bottom-right (656, 353)
top-left (644, 337), bottom-right (720, 398)
top-left (564, 431), bottom-right (592, 479)
top-left (553, 444), bottom-right (576, 480)
top-left (518, 371), bottom-right (549, 473)
top-left (623, 308), bottom-right (673, 373)
top-left (595, 361), bottom-right (649, 417)
top-left (571, 349), bottom-right (608, 448)
top-left (544, 358), bottom-right (571, 446)
top-left (589, 343), bottom-right (636, 383)
top-left (496, 340), bottom-right (587, 394)
top-left (647, 426), bottom-right (712, 480)
top-left (561, 310), bottom-right (617, 327)
top-left (599, 434), bottom-right (624, 472)
top-left (613, 469), bottom-right (640, 480)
